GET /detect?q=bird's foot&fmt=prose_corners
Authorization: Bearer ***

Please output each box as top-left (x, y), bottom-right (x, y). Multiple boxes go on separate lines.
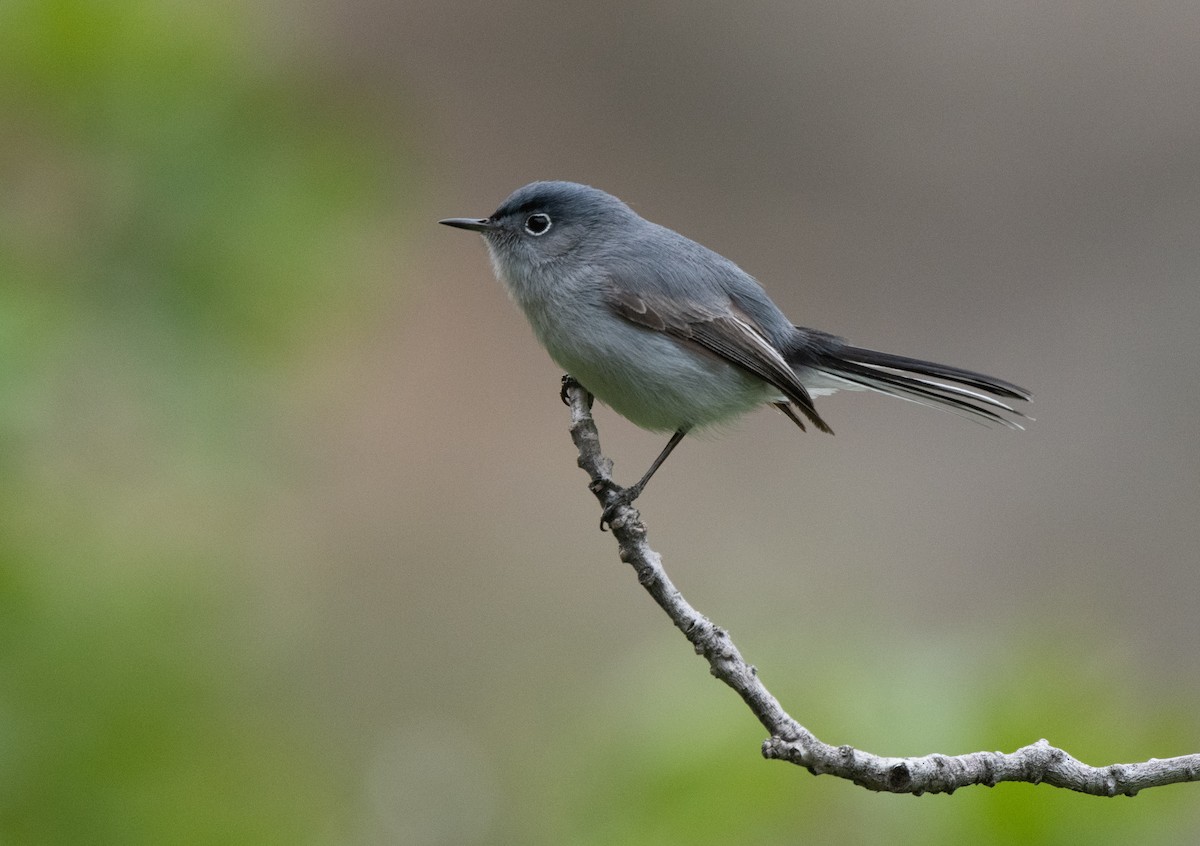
top-left (559, 374), bottom-right (592, 410)
top-left (561, 372), bottom-right (580, 405)
top-left (591, 478), bottom-right (644, 531)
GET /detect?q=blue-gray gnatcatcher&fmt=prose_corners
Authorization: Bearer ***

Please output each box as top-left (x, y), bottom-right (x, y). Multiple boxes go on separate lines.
top-left (441, 181), bottom-right (1029, 522)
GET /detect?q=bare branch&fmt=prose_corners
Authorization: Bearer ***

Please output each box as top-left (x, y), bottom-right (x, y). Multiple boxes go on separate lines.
top-left (563, 380), bottom-right (1200, 796)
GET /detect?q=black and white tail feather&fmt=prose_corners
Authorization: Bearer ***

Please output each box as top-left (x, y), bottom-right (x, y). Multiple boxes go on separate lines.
top-left (788, 328), bottom-right (1031, 431)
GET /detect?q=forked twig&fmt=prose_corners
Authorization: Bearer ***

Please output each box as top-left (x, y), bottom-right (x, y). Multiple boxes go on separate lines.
top-left (563, 381), bottom-right (1200, 796)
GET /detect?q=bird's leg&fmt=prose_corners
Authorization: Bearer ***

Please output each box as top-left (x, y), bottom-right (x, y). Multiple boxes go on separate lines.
top-left (598, 429), bottom-right (688, 530)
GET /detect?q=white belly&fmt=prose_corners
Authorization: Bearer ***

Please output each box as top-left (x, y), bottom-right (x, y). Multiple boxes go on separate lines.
top-left (542, 317), bottom-right (777, 432)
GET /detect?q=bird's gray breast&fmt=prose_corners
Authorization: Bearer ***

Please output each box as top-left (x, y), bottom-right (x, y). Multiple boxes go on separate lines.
top-left (499, 258), bottom-right (775, 431)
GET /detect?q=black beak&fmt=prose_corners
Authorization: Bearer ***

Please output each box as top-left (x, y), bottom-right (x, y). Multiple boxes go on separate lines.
top-left (439, 217), bottom-right (496, 232)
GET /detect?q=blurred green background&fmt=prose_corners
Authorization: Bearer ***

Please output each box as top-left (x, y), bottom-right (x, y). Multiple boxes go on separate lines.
top-left (2, 0), bottom-right (1198, 842)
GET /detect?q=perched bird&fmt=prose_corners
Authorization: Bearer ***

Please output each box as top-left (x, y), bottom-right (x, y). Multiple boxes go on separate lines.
top-left (441, 181), bottom-right (1029, 525)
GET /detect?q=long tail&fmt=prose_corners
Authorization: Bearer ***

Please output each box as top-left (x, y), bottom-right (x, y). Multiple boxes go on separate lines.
top-left (789, 329), bottom-right (1032, 429)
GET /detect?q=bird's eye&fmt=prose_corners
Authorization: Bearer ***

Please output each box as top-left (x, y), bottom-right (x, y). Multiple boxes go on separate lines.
top-left (524, 213), bottom-right (552, 236)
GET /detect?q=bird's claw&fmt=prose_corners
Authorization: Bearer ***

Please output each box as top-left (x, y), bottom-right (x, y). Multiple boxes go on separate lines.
top-left (592, 478), bottom-right (644, 531)
top-left (560, 374), bottom-right (580, 406)
top-left (560, 374), bottom-right (593, 410)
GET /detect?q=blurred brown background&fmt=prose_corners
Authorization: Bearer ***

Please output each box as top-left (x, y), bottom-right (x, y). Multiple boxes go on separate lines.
top-left (2, 0), bottom-right (1198, 842)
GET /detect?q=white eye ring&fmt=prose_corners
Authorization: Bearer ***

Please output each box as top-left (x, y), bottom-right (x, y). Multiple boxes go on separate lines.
top-left (524, 213), bottom-right (552, 236)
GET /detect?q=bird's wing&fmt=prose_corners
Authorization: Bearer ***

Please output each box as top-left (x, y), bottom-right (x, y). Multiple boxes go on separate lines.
top-left (607, 288), bottom-right (833, 433)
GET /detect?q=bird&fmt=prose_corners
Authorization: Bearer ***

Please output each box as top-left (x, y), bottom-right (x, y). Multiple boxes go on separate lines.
top-left (441, 181), bottom-right (1029, 526)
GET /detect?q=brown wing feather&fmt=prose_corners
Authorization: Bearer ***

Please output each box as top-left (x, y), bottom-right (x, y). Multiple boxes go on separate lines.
top-left (609, 290), bottom-right (833, 434)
